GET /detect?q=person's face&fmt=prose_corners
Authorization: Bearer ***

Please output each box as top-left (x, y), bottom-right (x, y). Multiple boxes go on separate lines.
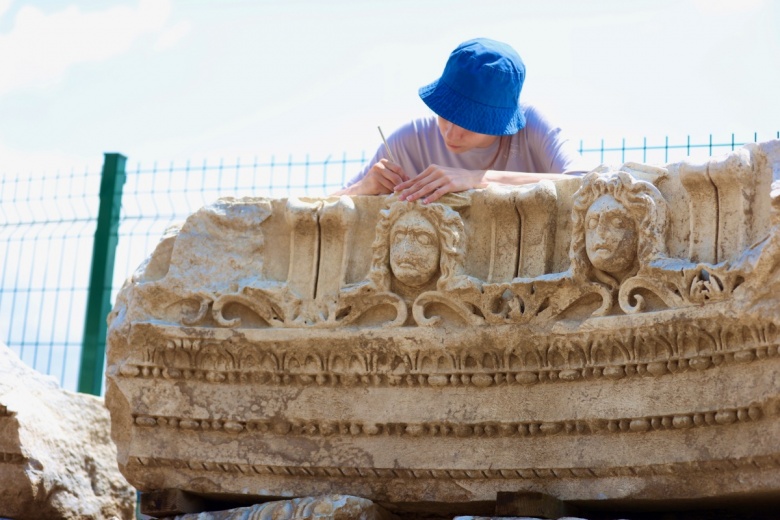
top-left (585, 194), bottom-right (638, 276)
top-left (389, 211), bottom-right (440, 287)
top-left (437, 117), bottom-right (499, 153)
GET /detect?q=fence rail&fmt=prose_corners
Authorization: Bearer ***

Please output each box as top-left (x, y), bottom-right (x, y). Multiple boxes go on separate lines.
top-left (1, 132), bottom-right (777, 394)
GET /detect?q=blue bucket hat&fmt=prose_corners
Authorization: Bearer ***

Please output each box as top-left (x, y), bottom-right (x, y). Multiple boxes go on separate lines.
top-left (418, 38), bottom-right (526, 136)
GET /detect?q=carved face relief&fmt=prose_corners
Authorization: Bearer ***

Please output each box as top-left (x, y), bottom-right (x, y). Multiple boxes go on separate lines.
top-left (389, 211), bottom-right (440, 287)
top-left (585, 195), bottom-right (638, 276)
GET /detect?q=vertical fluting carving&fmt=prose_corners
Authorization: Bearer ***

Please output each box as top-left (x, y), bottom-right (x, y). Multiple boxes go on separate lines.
top-left (285, 198), bottom-right (322, 299)
top-left (482, 189), bottom-right (519, 283)
top-left (679, 159), bottom-right (718, 263)
top-left (317, 196), bottom-right (357, 298)
top-left (708, 149), bottom-right (755, 262)
top-left (515, 181), bottom-right (558, 278)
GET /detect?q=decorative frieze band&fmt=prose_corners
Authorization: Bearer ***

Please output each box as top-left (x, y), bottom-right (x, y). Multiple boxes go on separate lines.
top-left (117, 342), bottom-right (780, 388)
top-left (128, 453), bottom-right (780, 481)
top-left (131, 400), bottom-right (772, 438)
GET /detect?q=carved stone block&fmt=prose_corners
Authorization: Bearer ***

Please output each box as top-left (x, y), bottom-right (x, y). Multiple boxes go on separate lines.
top-left (106, 141), bottom-right (780, 515)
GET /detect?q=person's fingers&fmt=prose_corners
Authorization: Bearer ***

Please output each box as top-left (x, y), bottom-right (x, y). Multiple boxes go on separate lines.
top-left (380, 168), bottom-right (405, 187)
top-left (403, 175), bottom-right (448, 202)
top-left (395, 173), bottom-right (427, 192)
top-left (394, 178), bottom-right (413, 191)
top-left (366, 162), bottom-right (400, 192)
top-left (399, 166), bottom-right (445, 199)
top-left (394, 165), bottom-right (410, 183)
top-left (422, 185), bottom-right (450, 203)
top-left (395, 168), bottom-right (436, 196)
top-left (374, 172), bottom-right (396, 192)
top-left (380, 159), bottom-right (409, 183)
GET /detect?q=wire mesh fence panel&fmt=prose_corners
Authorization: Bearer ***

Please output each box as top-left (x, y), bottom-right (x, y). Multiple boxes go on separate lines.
top-left (0, 169), bottom-right (100, 392)
top-left (577, 131), bottom-right (779, 167)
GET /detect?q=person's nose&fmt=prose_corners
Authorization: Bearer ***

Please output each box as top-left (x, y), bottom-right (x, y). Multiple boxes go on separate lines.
top-left (442, 121), bottom-right (465, 142)
top-left (449, 124), bottom-right (466, 142)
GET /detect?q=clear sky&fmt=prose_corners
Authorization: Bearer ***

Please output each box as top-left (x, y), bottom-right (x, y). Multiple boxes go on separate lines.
top-left (1, 0), bottom-right (779, 174)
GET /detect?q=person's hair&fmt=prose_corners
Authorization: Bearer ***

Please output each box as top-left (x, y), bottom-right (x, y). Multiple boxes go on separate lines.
top-left (569, 170), bottom-right (669, 287)
top-left (368, 200), bottom-right (466, 291)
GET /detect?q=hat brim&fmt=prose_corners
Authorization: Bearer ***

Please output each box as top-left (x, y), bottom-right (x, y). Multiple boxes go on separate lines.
top-left (419, 79), bottom-right (526, 136)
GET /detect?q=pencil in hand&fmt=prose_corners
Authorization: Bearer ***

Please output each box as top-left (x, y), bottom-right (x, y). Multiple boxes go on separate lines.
top-left (377, 126), bottom-right (396, 163)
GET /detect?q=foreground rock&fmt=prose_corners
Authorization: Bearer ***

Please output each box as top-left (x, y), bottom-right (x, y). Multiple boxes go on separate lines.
top-left (0, 341), bottom-right (135, 520)
top-left (107, 141), bottom-right (780, 516)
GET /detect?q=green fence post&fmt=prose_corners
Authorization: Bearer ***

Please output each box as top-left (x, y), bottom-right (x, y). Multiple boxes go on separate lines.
top-left (78, 152), bottom-right (127, 395)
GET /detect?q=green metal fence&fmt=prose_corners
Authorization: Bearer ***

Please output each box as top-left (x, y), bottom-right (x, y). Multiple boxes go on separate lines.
top-left (1, 132), bottom-right (777, 395)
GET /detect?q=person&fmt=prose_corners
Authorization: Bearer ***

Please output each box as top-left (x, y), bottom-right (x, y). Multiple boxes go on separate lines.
top-left (333, 37), bottom-right (591, 203)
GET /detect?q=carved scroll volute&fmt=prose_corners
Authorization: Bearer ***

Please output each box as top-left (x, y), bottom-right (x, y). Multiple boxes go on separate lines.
top-left (285, 198), bottom-right (322, 299)
top-left (317, 196), bottom-right (357, 297)
top-left (679, 160), bottom-right (718, 263)
top-left (514, 181), bottom-right (558, 278)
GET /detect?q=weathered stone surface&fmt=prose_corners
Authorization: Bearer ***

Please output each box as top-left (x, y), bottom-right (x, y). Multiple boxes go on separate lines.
top-left (171, 495), bottom-right (395, 520)
top-left (106, 141), bottom-right (780, 514)
top-left (0, 341), bottom-right (135, 520)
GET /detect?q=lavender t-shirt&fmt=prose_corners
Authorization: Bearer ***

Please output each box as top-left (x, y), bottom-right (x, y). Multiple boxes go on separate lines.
top-left (346, 103), bottom-right (590, 187)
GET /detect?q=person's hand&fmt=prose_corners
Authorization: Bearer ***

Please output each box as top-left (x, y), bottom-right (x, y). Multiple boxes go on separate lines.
top-left (395, 164), bottom-right (487, 203)
top-left (347, 159), bottom-right (409, 195)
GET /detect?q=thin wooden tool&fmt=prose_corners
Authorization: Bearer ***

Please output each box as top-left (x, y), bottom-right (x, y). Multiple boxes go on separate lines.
top-left (378, 126), bottom-right (396, 163)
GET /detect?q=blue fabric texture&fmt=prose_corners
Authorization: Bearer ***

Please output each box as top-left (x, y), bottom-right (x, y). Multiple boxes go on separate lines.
top-left (418, 38), bottom-right (527, 136)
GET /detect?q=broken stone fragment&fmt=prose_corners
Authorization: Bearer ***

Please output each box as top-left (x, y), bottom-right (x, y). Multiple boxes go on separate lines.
top-left (0, 341), bottom-right (135, 520)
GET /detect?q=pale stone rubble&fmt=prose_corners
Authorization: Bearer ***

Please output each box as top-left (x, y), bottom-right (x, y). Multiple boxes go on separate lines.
top-left (107, 141), bottom-right (780, 516)
top-left (168, 495), bottom-right (590, 520)
top-left (0, 341), bottom-right (135, 520)
top-left (172, 495), bottom-right (395, 520)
